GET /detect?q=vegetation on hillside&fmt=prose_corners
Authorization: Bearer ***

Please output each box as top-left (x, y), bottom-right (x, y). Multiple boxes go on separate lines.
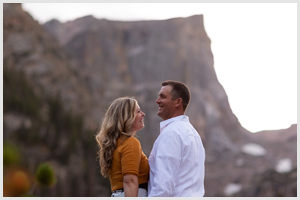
top-left (3, 66), bottom-right (110, 196)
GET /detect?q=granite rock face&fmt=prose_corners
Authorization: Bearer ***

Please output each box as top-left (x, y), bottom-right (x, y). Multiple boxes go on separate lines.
top-left (44, 14), bottom-right (247, 155)
top-left (3, 3), bottom-right (296, 197)
top-left (3, 3), bottom-right (91, 114)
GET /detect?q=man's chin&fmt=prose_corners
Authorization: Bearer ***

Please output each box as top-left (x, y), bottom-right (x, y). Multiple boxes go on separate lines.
top-left (157, 111), bottom-right (164, 119)
top-left (157, 111), bottom-right (161, 116)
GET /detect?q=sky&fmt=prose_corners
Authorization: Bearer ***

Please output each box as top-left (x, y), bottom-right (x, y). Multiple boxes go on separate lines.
top-left (21, 3), bottom-right (297, 133)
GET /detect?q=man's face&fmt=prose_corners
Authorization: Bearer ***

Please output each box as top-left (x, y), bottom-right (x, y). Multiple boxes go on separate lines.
top-left (156, 85), bottom-right (177, 120)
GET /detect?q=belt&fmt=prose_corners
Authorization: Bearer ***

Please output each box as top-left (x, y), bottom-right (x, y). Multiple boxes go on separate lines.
top-left (138, 182), bottom-right (148, 190)
top-left (112, 182), bottom-right (148, 193)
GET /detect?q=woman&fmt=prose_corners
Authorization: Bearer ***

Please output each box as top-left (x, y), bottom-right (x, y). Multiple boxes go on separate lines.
top-left (95, 97), bottom-right (149, 197)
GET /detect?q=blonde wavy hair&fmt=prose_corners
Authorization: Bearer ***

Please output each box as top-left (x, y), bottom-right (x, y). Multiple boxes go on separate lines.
top-left (95, 97), bottom-right (138, 177)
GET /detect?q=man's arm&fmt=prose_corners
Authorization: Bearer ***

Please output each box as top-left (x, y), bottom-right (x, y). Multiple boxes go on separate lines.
top-left (148, 131), bottom-right (181, 197)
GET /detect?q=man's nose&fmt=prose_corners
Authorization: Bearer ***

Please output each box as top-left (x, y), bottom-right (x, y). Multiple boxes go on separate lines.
top-left (156, 97), bottom-right (160, 104)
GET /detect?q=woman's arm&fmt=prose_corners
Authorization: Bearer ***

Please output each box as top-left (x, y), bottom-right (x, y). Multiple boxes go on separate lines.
top-left (123, 174), bottom-right (139, 197)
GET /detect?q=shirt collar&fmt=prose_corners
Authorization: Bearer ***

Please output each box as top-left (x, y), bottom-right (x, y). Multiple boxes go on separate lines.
top-left (160, 115), bottom-right (189, 133)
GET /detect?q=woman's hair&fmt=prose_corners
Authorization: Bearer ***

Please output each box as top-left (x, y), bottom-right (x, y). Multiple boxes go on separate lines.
top-left (95, 97), bottom-right (138, 177)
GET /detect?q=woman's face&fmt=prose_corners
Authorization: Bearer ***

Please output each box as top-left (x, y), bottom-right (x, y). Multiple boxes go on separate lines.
top-left (131, 104), bottom-right (146, 132)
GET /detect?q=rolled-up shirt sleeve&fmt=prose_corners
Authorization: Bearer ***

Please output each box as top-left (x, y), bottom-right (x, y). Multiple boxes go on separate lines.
top-left (148, 131), bottom-right (181, 197)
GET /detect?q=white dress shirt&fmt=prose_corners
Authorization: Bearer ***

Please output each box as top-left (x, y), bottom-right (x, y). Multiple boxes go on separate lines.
top-left (148, 115), bottom-right (205, 197)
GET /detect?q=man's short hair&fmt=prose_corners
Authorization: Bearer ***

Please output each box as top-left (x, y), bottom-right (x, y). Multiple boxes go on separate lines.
top-left (161, 80), bottom-right (191, 111)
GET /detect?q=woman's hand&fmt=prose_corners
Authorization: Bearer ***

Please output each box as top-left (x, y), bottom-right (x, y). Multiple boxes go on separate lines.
top-left (123, 174), bottom-right (138, 197)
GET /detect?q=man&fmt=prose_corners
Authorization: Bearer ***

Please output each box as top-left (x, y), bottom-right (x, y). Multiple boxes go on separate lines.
top-left (148, 80), bottom-right (205, 197)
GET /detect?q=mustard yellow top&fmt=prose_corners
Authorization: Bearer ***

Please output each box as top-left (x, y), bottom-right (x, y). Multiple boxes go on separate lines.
top-left (109, 136), bottom-right (149, 191)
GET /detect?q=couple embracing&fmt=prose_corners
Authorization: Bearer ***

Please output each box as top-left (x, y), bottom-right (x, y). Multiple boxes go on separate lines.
top-left (95, 80), bottom-right (205, 197)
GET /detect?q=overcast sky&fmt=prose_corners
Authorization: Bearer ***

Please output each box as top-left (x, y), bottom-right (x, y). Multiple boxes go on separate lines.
top-left (21, 3), bottom-right (297, 132)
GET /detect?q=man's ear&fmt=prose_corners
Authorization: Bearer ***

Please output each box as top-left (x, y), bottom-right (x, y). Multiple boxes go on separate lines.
top-left (175, 98), bottom-right (182, 108)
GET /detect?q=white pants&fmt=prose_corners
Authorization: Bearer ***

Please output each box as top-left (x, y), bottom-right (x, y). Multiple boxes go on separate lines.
top-left (111, 188), bottom-right (148, 197)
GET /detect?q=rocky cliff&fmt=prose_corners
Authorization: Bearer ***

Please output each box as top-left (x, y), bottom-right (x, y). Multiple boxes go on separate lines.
top-left (3, 3), bottom-right (297, 197)
top-left (43, 14), bottom-right (249, 155)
